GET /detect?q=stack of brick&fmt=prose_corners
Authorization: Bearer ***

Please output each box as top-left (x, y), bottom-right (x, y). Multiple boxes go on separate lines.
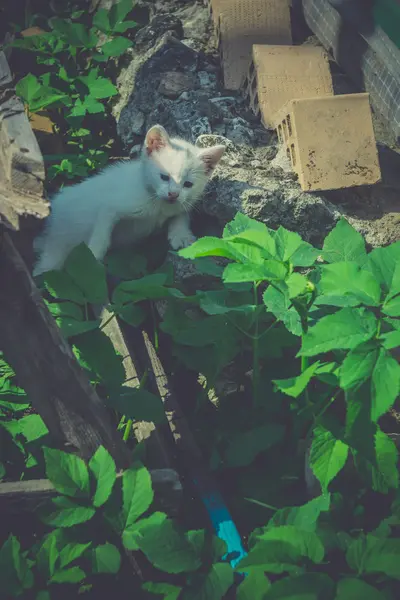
top-left (209, 0), bottom-right (381, 191)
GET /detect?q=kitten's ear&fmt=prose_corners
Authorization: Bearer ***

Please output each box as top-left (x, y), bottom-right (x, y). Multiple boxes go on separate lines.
top-left (197, 145), bottom-right (226, 175)
top-left (145, 125), bottom-right (170, 155)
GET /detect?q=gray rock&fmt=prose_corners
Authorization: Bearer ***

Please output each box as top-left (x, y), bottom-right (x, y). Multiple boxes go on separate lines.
top-left (135, 14), bottom-right (184, 50)
top-left (158, 71), bottom-right (196, 99)
top-left (191, 117), bottom-right (212, 139)
top-left (225, 117), bottom-right (255, 146)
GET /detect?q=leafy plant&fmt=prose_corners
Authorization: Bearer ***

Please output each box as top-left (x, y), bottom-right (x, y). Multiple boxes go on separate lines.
top-left (1, 209), bottom-right (400, 598)
top-left (9, 0), bottom-right (139, 182)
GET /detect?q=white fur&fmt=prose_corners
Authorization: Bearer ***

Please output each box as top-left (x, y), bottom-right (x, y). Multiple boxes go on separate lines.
top-left (33, 125), bottom-right (225, 276)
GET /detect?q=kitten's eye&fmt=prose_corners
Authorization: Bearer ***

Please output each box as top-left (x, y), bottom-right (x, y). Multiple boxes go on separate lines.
top-left (160, 174), bottom-right (170, 181)
top-left (183, 181), bottom-right (193, 188)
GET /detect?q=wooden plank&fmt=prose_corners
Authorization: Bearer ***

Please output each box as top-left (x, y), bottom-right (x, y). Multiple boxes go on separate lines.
top-left (0, 469), bottom-right (182, 516)
top-left (0, 50), bottom-right (49, 230)
top-left (0, 232), bottom-right (133, 469)
top-left (95, 305), bottom-right (175, 468)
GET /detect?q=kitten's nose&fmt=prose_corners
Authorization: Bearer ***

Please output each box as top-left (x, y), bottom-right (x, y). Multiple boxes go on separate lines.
top-left (168, 191), bottom-right (179, 202)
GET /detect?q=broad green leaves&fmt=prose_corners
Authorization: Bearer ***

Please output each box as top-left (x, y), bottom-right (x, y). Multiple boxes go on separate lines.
top-left (346, 534), bottom-right (400, 580)
top-left (322, 218), bottom-right (367, 264)
top-left (89, 445), bottom-right (117, 507)
top-left (299, 308), bottom-right (377, 357)
top-left (273, 362), bottom-right (321, 398)
top-left (123, 462), bottom-right (154, 530)
top-left (108, 388), bottom-right (166, 424)
top-left (309, 427), bottom-right (349, 490)
top-left (0, 535), bottom-right (34, 596)
top-left (371, 349), bottom-right (400, 421)
top-left (43, 448), bottom-right (90, 498)
top-left (238, 526), bottom-right (325, 575)
top-left (16, 73), bottom-right (68, 113)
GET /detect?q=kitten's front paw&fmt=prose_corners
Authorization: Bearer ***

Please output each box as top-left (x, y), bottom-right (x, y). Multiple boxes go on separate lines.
top-left (169, 232), bottom-right (197, 250)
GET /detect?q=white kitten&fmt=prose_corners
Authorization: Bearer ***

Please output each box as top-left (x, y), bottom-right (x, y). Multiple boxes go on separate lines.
top-left (33, 125), bottom-right (225, 276)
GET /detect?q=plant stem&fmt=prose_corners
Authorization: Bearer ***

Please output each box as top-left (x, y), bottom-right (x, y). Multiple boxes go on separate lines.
top-left (252, 282), bottom-right (260, 406)
top-left (301, 353), bottom-right (311, 407)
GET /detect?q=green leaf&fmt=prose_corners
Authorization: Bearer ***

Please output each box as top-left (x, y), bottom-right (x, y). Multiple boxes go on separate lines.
top-left (43, 503), bottom-right (96, 527)
top-left (89, 445), bottom-right (117, 508)
top-left (339, 342), bottom-right (378, 390)
top-left (318, 262), bottom-right (381, 307)
top-left (59, 542), bottom-right (91, 569)
top-left (108, 388), bottom-right (165, 424)
top-left (44, 270), bottom-right (86, 304)
top-left (266, 573), bottom-right (334, 600)
top-left (286, 273), bottom-right (308, 299)
top-left (93, 7), bottom-right (110, 32)
top-left (322, 219), bottom-right (367, 264)
top-left (17, 414), bottom-right (48, 442)
top-left (383, 294), bottom-right (400, 317)
top-left (123, 462), bottom-right (154, 528)
top-left (346, 534), bottom-right (400, 580)
top-left (222, 261), bottom-right (286, 283)
top-left (101, 37), bottom-right (132, 57)
top-left (109, 0), bottom-right (134, 28)
top-left (57, 318), bottom-right (100, 339)
top-left (186, 531), bottom-right (227, 564)
top-left (0, 535), bottom-right (34, 596)
top-left (122, 511), bottom-right (167, 551)
top-left (263, 285), bottom-right (302, 336)
top-left (28, 87), bottom-right (68, 112)
top-left (273, 227), bottom-right (303, 262)
top-left (113, 19), bottom-right (138, 33)
top-left (299, 308), bottom-right (377, 357)
top-left (251, 526), bottom-right (325, 564)
top-left (367, 241), bottom-right (400, 291)
top-left (236, 542), bottom-right (302, 576)
top-left (374, 429), bottom-right (399, 490)
top-left (268, 494), bottom-right (331, 532)
top-left (112, 273), bottom-right (183, 305)
top-left (371, 348), bottom-right (400, 421)
top-left (381, 328), bottom-right (400, 350)
top-left (73, 329), bottom-right (125, 388)
top-left (36, 532), bottom-right (59, 578)
top-left (290, 242), bottom-right (320, 267)
top-left (43, 447), bottom-right (90, 497)
top-left (50, 566), bottom-right (86, 583)
top-left (15, 73), bottom-right (41, 104)
top-left (133, 517), bottom-right (201, 574)
top-left (273, 362), bottom-right (321, 398)
top-left (181, 563), bottom-right (234, 600)
top-left (237, 570), bottom-right (271, 600)
top-left (335, 578), bottom-right (385, 600)
top-left (79, 75), bottom-right (118, 99)
top-left (142, 582), bottom-right (182, 600)
top-left (309, 427), bottom-right (349, 490)
top-left (223, 424), bottom-right (285, 468)
top-left (47, 301), bottom-right (83, 320)
top-left (49, 18), bottom-right (97, 48)
top-left (64, 243), bottom-right (108, 304)
top-left (179, 237), bottom-right (238, 260)
top-left (117, 304), bottom-right (146, 327)
top-left (91, 543), bottom-right (121, 574)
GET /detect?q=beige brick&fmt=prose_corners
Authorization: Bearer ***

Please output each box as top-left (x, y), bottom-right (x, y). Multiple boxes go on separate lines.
top-left (274, 93), bottom-right (381, 191)
top-left (242, 45), bottom-right (333, 128)
top-left (217, 0), bottom-right (292, 90)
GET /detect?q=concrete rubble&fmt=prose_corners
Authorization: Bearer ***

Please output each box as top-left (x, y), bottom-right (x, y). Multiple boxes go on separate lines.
top-left (112, 0), bottom-right (400, 283)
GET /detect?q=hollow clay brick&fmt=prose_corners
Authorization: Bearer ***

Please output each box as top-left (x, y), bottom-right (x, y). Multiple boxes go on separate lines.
top-left (217, 0), bottom-right (292, 90)
top-left (274, 93), bottom-right (381, 191)
top-left (242, 45), bottom-right (333, 128)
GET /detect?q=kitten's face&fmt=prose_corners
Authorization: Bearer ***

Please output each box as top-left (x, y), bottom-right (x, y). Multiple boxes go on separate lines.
top-left (142, 125), bottom-right (225, 209)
